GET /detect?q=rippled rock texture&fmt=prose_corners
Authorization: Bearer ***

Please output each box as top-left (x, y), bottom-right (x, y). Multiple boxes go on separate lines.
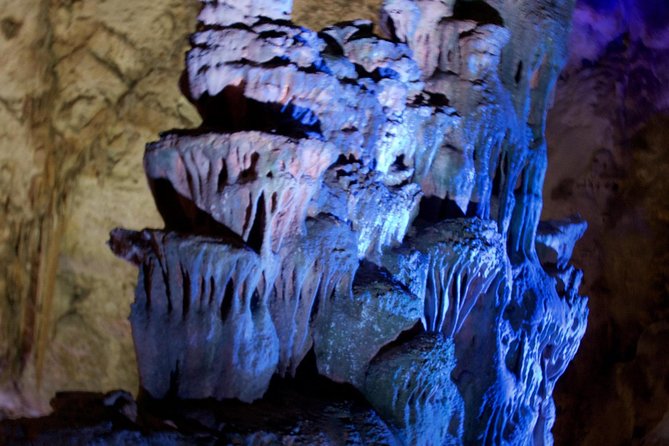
top-left (104, 0), bottom-right (590, 444)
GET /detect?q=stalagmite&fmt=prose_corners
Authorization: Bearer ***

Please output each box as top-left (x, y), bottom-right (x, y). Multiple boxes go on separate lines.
top-left (102, 0), bottom-right (590, 444)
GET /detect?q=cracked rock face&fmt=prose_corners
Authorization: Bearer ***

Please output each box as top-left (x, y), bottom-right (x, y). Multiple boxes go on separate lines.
top-left (0, 0), bottom-right (202, 416)
top-left (105, 0), bottom-right (588, 444)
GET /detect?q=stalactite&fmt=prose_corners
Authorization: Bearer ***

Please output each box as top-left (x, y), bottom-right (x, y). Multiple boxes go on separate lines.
top-left (102, 0), bottom-right (590, 444)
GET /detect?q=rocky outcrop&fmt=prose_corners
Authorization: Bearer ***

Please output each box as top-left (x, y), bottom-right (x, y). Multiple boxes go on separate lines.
top-left (103, 0), bottom-right (590, 444)
top-left (1, 0), bottom-right (666, 444)
top-left (144, 131), bottom-right (337, 253)
top-left (271, 216), bottom-right (359, 376)
top-left (382, 219), bottom-right (508, 335)
top-left (110, 229), bottom-right (279, 402)
top-left (314, 261), bottom-right (423, 387)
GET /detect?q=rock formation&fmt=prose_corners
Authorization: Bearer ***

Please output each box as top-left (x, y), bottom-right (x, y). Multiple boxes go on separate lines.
top-left (104, 0), bottom-right (587, 444)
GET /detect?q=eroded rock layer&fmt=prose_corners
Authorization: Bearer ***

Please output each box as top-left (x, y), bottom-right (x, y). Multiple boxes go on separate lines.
top-left (106, 0), bottom-right (589, 444)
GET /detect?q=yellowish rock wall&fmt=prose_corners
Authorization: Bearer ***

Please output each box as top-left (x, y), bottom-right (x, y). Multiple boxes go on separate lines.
top-left (293, 0), bottom-right (382, 30)
top-left (0, 0), bottom-right (200, 415)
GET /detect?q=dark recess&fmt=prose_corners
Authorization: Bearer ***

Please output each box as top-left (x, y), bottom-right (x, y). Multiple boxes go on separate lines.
top-left (247, 192), bottom-right (266, 253)
top-left (149, 178), bottom-right (245, 244)
top-left (192, 87), bottom-right (323, 139)
top-left (452, 0), bottom-right (505, 26)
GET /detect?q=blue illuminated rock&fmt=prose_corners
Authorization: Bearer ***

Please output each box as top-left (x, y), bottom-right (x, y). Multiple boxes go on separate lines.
top-left (197, 0), bottom-right (293, 26)
top-left (109, 0), bottom-right (590, 443)
top-left (535, 217), bottom-right (588, 269)
top-left (364, 334), bottom-right (465, 446)
top-left (380, 0), bottom-right (514, 215)
top-left (314, 261), bottom-right (423, 387)
top-left (109, 228), bottom-right (279, 403)
top-left (382, 218), bottom-right (509, 335)
top-left (471, 261), bottom-right (588, 445)
top-left (312, 159), bottom-right (422, 260)
top-left (271, 215), bottom-right (359, 376)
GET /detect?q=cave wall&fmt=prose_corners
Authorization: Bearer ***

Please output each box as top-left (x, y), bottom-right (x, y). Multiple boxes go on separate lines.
top-left (0, 0), bottom-right (200, 414)
top-left (543, 1), bottom-right (669, 444)
top-left (0, 1), bottom-right (666, 445)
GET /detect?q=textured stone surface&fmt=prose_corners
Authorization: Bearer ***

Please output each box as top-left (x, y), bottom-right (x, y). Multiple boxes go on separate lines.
top-left (313, 159), bottom-right (422, 260)
top-left (0, 2), bottom-right (437, 419)
top-left (109, 229), bottom-right (279, 403)
top-left (380, 2), bottom-right (512, 214)
top-left (198, 0), bottom-right (293, 26)
top-left (271, 216), bottom-right (359, 376)
top-left (145, 131), bottom-right (337, 253)
top-left (382, 219), bottom-right (508, 335)
top-left (314, 261), bottom-right (423, 387)
top-left (364, 334), bottom-right (465, 446)
top-left (105, 3), bottom-right (589, 445)
top-left (0, 0), bottom-right (200, 416)
top-left (293, 0), bottom-right (383, 31)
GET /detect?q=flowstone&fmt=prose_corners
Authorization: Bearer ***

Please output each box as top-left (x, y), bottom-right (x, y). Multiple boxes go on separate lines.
top-left (109, 0), bottom-right (589, 444)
